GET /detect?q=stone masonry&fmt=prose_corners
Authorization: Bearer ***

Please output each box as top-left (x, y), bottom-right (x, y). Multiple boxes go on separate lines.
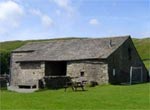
top-left (10, 52), bottom-right (45, 87)
top-left (67, 60), bottom-right (109, 84)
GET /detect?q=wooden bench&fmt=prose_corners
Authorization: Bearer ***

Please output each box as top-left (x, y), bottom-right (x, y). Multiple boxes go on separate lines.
top-left (73, 81), bottom-right (85, 91)
top-left (64, 81), bottom-right (74, 92)
top-left (64, 77), bottom-right (87, 91)
top-left (18, 80), bottom-right (38, 89)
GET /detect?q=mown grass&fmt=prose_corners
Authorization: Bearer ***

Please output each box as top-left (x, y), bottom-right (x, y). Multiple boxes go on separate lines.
top-left (0, 83), bottom-right (150, 110)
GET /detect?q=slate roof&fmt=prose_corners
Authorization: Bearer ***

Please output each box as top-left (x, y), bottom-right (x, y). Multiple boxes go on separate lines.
top-left (13, 35), bottom-right (130, 61)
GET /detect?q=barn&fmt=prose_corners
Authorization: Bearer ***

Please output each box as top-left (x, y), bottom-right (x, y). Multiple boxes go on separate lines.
top-left (8, 35), bottom-right (148, 92)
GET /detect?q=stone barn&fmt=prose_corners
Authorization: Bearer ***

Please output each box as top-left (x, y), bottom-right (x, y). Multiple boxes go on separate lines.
top-left (9, 35), bottom-right (148, 92)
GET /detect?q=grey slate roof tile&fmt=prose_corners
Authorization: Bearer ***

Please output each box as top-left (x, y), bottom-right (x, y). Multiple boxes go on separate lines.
top-left (13, 35), bottom-right (130, 61)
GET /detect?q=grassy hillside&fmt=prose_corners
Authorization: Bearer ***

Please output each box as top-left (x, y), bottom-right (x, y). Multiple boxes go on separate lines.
top-left (0, 41), bottom-right (26, 53)
top-left (133, 38), bottom-right (150, 60)
top-left (0, 38), bottom-right (150, 74)
top-left (1, 83), bottom-right (150, 110)
top-left (133, 38), bottom-right (150, 69)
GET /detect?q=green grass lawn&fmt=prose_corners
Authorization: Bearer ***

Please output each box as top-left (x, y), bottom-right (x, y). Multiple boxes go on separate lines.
top-left (1, 83), bottom-right (150, 110)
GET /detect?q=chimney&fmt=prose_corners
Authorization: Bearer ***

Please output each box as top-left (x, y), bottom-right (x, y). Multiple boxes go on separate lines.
top-left (109, 39), bottom-right (112, 48)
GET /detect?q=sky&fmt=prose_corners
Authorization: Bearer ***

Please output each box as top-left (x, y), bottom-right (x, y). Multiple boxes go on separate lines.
top-left (0, 0), bottom-right (149, 41)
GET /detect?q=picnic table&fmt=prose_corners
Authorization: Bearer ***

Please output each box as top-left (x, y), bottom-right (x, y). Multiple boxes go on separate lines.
top-left (64, 77), bottom-right (87, 91)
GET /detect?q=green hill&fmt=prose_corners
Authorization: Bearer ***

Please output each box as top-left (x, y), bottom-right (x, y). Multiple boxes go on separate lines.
top-left (133, 38), bottom-right (150, 60)
top-left (0, 38), bottom-right (150, 74)
top-left (133, 38), bottom-right (150, 69)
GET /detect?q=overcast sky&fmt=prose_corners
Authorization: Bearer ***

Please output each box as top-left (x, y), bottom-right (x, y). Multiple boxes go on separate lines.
top-left (0, 0), bottom-right (149, 41)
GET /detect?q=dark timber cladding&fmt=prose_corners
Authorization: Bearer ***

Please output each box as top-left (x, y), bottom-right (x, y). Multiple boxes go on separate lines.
top-left (9, 35), bottom-right (149, 92)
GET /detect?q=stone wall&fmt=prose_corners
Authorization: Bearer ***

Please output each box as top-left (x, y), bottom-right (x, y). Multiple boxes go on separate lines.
top-left (10, 52), bottom-right (45, 87)
top-left (10, 52), bottom-right (28, 86)
top-left (107, 38), bottom-right (148, 84)
top-left (19, 62), bottom-right (45, 85)
top-left (67, 60), bottom-right (109, 85)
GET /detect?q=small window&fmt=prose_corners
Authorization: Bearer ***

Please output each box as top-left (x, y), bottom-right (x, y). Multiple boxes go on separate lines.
top-left (113, 68), bottom-right (116, 76)
top-left (80, 72), bottom-right (84, 77)
top-left (128, 47), bottom-right (132, 60)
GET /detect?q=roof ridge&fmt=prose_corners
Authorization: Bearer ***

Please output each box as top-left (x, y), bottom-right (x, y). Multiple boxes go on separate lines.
top-left (24, 35), bottom-right (131, 44)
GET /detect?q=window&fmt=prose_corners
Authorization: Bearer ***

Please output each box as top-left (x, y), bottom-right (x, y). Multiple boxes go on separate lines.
top-left (80, 71), bottom-right (84, 77)
top-left (113, 68), bottom-right (116, 76)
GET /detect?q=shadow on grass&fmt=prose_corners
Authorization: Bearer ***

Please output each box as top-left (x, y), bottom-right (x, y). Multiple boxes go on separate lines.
top-left (36, 87), bottom-right (89, 92)
top-left (112, 82), bottom-right (150, 86)
top-left (73, 89), bottom-right (88, 92)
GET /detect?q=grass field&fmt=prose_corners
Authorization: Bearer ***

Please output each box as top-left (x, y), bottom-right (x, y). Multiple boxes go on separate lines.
top-left (0, 83), bottom-right (150, 110)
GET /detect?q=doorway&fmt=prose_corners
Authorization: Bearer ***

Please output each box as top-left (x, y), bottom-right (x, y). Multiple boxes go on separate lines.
top-left (45, 61), bottom-right (67, 76)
